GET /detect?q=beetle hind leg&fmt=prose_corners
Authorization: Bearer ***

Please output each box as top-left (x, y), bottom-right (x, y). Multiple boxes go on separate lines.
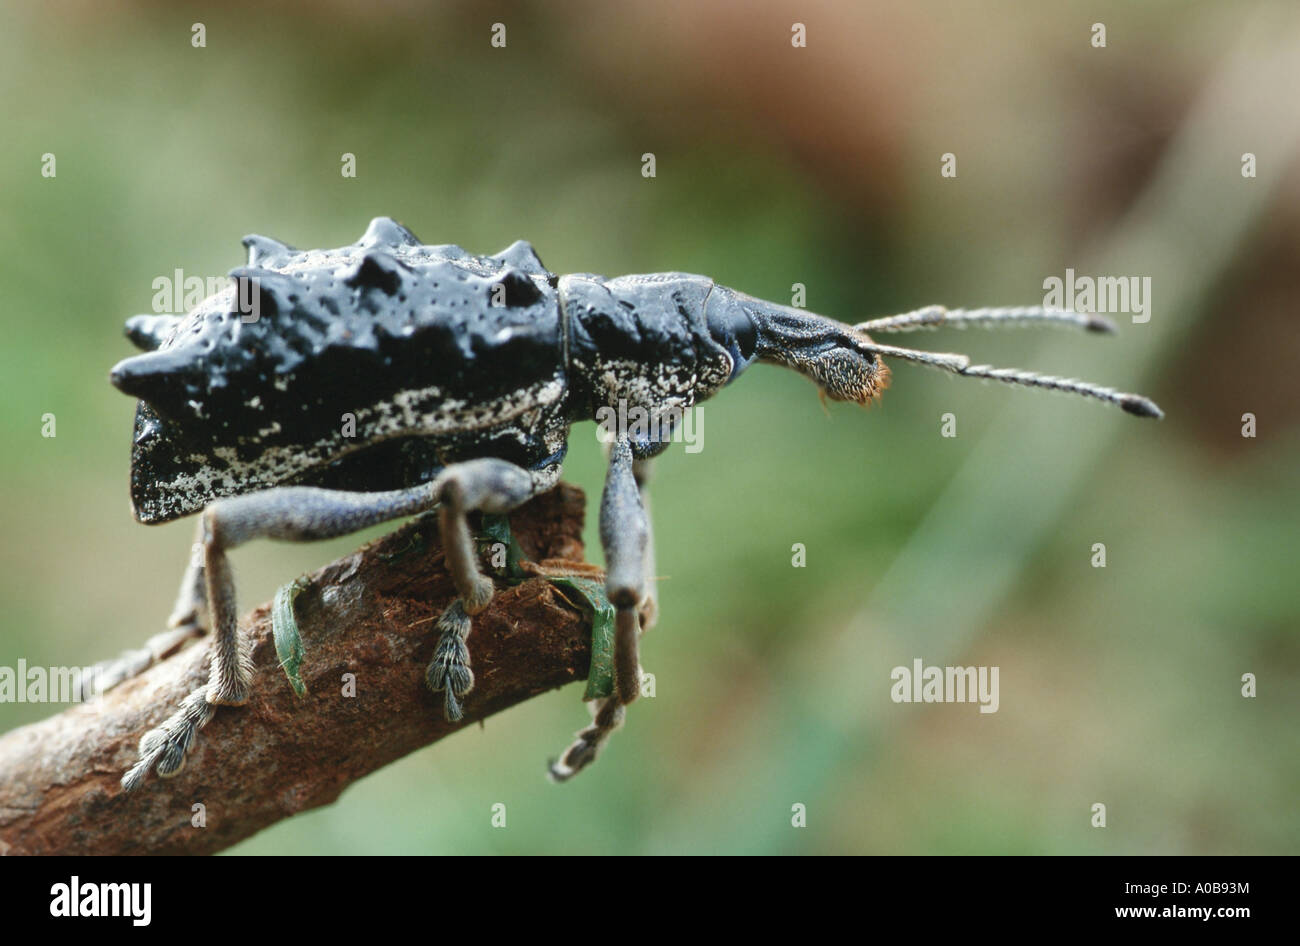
top-left (422, 459), bottom-right (539, 721)
top-left (122, 482), bottom-right (443, 791)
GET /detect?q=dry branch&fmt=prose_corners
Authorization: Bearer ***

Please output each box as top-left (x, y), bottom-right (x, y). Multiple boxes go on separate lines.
top-left (0, 484), bottom-right (594, 855)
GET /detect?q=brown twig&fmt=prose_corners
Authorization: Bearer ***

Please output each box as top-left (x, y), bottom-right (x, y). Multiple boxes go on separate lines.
top-left (0, 483), bottom-right (594, 855)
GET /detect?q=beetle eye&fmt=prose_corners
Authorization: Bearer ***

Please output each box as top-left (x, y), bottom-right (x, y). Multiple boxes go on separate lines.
top-left (730, 309), bottom-right (757, 361)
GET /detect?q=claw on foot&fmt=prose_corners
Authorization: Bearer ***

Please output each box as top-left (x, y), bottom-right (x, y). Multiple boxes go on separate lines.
top-left (548, 698), bottom-right (625, 783)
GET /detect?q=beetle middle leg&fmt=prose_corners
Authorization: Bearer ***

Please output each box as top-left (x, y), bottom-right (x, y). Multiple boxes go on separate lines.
top-left (422, 459), bottom-right (539, 720)
top-left (549, 438), bottom-right (649, 781)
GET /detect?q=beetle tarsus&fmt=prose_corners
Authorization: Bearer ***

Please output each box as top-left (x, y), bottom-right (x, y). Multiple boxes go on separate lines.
top-left (425, 600), bottom-right (475, 721)
top-left (548, 697), bottom-right (626, 782)
top-left (121, 688), bottom-right (215, 792)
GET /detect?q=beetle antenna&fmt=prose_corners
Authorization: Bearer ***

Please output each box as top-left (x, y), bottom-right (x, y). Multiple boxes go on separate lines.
top-left (855, 305), bottom-right (1116, 335)
top-left (854, 339), bottom-right (1163, 418)
top-left (950, 363), bottom-right (1163, 417)
top-left (858, 341), bottom-right (971, 372)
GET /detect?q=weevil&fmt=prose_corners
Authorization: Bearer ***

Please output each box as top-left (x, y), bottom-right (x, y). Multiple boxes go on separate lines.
top-left (96, 216), bottom-right (1162, 790)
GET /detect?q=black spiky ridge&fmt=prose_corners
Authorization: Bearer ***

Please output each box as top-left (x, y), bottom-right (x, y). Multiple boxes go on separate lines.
top-left (112, 218), bottom-right (570, 523)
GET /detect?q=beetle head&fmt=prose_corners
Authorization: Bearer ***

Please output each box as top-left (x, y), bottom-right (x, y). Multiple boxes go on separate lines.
top-left (709, 292), bottom-right (1164, 417)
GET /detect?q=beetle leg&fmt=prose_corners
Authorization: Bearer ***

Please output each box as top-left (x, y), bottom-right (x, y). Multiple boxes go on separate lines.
top-left (600, 439), bottom-right (649, 704)
top-left (80, 623), bottom-right (206, 702)
top-left (165, 520), bottom-right (213, 631)
top-left (548, 698), bottom-right (626, 782)
top-left (424, 459), bottom-right (538, 720)
top-left (549, 438), bottom-right (648, 781)
top-left (122, 482), bottom-right (441, 791)
top-left (632, 457), bottom-right (658, 632)
top-left (426, 600), bottom-right (473, 721)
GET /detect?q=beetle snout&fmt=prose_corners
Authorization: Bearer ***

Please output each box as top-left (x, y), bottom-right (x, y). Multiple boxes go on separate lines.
top-left (736, 296), bottom-right (891, 405)
top-left (795, 344), bottom-right (890, 405)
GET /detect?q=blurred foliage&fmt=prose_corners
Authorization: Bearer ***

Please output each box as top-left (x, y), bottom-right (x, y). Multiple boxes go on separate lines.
top-left (0, 1), bottom-right (1295, 854)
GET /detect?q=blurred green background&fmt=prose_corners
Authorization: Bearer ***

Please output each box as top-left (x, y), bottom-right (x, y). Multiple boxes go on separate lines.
top-left (1, 0), bottom-right (1296, 854)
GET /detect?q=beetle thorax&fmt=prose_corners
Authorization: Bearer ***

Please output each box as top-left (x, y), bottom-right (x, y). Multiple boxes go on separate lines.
top-left (560, 273), bottom-right (732, 451)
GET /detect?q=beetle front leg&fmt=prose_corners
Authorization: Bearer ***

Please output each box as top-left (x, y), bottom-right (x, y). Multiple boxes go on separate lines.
top-left (122, 482), bottom-right (441, 791)
top-left (550, 438), bottom-right (648, 781)
top-left (424, 459), bottom-right (538, 720)
top-left (601, 440), bottom-right (649, 705)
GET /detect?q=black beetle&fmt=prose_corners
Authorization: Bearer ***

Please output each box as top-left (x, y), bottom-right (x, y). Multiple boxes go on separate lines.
top-left (96, 217), bottom-right (1162, 789)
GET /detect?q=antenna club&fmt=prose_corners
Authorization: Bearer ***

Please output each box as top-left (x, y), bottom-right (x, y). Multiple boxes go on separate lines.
top-left (1121, 395), bottom-right (1164, 419)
